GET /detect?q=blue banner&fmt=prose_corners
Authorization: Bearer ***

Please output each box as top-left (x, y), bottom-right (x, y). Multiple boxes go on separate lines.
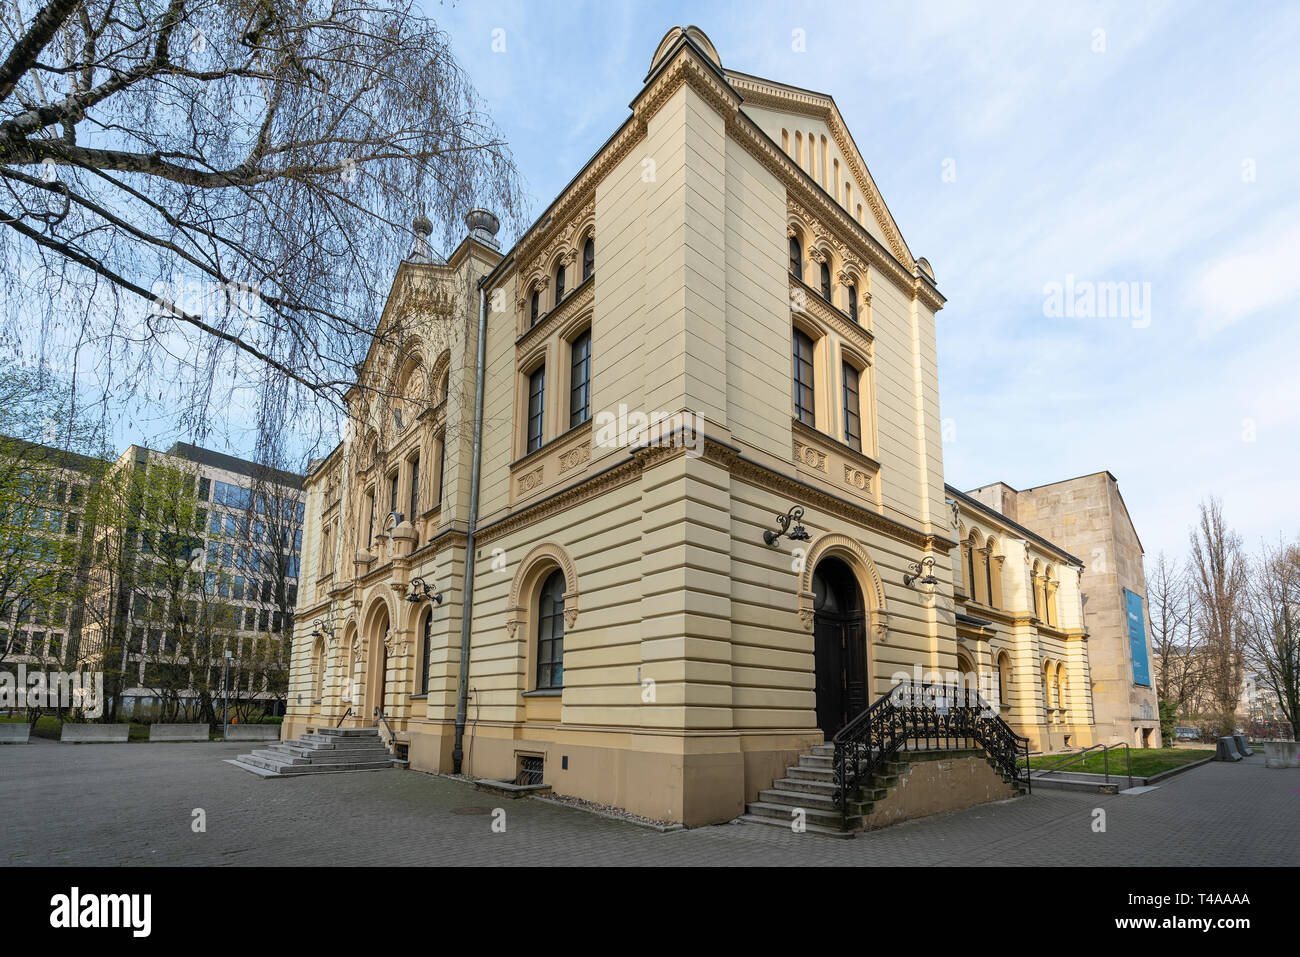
top-left (1125, 589), bottom-right (1151, 687)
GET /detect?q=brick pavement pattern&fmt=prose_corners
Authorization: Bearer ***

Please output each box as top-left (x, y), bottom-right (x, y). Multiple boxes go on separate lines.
top-left (2, 740), bottom-right (1296, 866)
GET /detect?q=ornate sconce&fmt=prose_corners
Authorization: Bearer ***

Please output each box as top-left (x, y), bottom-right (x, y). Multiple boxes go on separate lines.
top-left (763, 505), bottom-right (811, 546)
top-left (309, 615), bottom-right (336, 641)
top-left (904, 556), bottom-right (939, 588)
top-left (406, 576), bottom-right (443, 604)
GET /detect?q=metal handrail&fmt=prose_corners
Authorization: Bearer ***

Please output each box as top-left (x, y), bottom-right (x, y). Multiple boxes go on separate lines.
top-left (334, 707), bottom-right (352, 729)
top-left (1031, 742), bottom-right (1108, 777)
top-left (1032, 741), bottom-right (1133, 789)
top-left (831, 682), bottom-right (1031, 827)
top-left (374, 707), bottom-right (395, 752)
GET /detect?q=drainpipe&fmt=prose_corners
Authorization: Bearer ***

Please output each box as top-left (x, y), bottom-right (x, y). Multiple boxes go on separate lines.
top-left (453, 281), bottom-right (488, 773)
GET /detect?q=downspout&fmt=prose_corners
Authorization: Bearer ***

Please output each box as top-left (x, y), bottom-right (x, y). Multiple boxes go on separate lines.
top-left (453, 281), bottom-right (488, 773)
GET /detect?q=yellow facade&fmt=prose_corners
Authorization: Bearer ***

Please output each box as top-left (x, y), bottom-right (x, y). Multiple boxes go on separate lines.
top-left (285, 26), bottom-right (1128, 825)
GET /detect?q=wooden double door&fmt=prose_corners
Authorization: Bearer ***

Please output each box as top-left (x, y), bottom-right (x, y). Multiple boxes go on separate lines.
top-left (812, 557), bottom-right (868, 738)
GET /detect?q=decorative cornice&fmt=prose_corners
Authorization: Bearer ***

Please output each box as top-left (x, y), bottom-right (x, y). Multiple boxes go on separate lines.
top-left (790, 274), bottom-right (875, 359)
top-left (516, 274), bottom-right (594, 354)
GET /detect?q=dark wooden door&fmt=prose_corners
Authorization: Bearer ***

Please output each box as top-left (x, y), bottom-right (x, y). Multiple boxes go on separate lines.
top-left (814, 614), bottom-right (846, 736)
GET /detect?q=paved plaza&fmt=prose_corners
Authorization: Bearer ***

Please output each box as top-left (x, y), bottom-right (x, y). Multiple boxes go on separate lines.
top-left (2, 739), bottom-right (1296, 866)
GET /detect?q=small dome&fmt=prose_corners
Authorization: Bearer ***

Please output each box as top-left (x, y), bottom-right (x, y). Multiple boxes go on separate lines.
top-left (649, 25), bottom-right (721, 76)
top-left (916, 257), bottom-right (935, 282)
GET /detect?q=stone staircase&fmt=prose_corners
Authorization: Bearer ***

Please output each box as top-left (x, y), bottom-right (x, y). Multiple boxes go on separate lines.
top-left (738, 743), bottom-right (896, 837)
top-left (225, 726), bottom-right (398, 778)
top-left (739, 741), bottom-right (1028, 837)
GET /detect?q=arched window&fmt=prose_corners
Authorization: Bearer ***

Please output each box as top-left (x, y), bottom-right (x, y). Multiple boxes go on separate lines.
top-left (569, 330), bottom-right (591, 428)
top-left (819, 261), bottom-right (832, 300)
top-left (965, 536), bottom-right (978, 600)
top-left (530, 289), bottom-right (540, 326)
top-left (997, 652), bottom-right (1011, 706)
top-left (792, 329), bottom-right (815, 427)
top-left (1056, 662), bottom-right (1067, 713)
top-left (582, 237), bottom-right (595, 281)
top-left (789, 236), bottom-right (802, 279)
top-left (536, 569), bottom-right (566, 690)
top-left (554, 263), bottom-right (566, 303)
top-left (841, 361), bottom-right (861, 451)
top-left (847, 283), bottom-right (858, 323)
top-left (420, 608), bottom-right (433, 696)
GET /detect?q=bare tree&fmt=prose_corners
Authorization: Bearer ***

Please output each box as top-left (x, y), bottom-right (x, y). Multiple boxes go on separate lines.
top-left (1, 0), bottom-right (525, 448)
top-left (1242, 538), bottom-right (1299, 740)
top-left (1148, 551), bottom-right (1202, 711)
top-left (1188, 498), bottom-right (1248, 737)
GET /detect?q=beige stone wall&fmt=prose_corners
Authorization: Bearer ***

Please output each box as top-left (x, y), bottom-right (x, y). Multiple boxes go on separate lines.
top-left (1013, 473), bottom-right (1161, 747)
top-left (284, 33), bottom-right (1039, 826)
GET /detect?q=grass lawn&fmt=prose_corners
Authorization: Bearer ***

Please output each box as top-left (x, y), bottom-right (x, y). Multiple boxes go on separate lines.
top-left (1025, 748), bottom-right (1215, 777)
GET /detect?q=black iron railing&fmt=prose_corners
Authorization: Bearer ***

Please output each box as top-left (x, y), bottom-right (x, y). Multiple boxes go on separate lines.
top-left (831, 681), bottom-right (1031, 827)
top-left (374, 707), bottom-right (395, 752)
top-left (334, 707), bottom-right (352, 729)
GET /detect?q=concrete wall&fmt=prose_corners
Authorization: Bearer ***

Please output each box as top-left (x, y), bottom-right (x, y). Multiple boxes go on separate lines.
top-left (148, 723), bottom-right (209, 742)
top-left (61, 724), bottom-right (129, 743)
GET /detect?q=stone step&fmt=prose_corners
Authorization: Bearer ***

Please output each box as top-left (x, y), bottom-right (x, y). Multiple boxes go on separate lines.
top-left (743, 800), bottom-right (861, 831)
top-left (772, 776), bottom-right (889, 802)
top-left (786, 765), bottom-right (836, 782)
top-left (798, 754), bottom-right (832, 769)
top-left (263, 745), bottom-right (391, 764)
top-left (734, 814), bottom-right (857, 839)
top-left (296, 735), bottom-right (383, 749)
top-left (307, 726), bottom-right (381, 737)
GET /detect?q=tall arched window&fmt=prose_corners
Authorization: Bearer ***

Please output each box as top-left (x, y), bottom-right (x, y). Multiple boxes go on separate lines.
top-left (841, 362), bottom-right (861, 451)
top-left (847, 283), bottom-right (858, 323)
top-left (530, 289), bottom-right (540, 326)
top-left (554, 263), bottom-right (566, 303)
top-left (792, 329), bottom-right (815, 427)
top-left (997, 652), bottom-right (1011, 706)
top-left (965, 537), bottom-right (978, 600)
top-left (789, 236), bottom-right (802, 279)
top-left (1056, 662), bottom-right (1067, 714)
top-left (582, 237), bottom-right (595, 281)
top-left (536, 569), bottom-right (566, 690)
top-left (569, 330), bottom-right (591, 428)
top-left (819, 261), bottom-right (832, 300)
top-left (420, 608), bottom-right (433, 696)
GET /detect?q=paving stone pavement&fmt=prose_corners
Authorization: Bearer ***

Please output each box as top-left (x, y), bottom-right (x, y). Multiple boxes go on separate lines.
top-left (2, 739), bottom-right (1296, 866)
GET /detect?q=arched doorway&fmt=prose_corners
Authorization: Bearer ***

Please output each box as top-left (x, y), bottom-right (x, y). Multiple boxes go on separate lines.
top-left (812, 557), bottom-right (867, 737)
top-left (364, 602), bottom-right (391, 721)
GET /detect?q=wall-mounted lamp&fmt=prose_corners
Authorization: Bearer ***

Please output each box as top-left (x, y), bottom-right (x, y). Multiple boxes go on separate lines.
top-left (763, 505), bottom-right (811, 546)
top-left (406, 576), bottom-right (443, 604)
top-left (904, 556), bottom-right (939, 588)
top-left (309, 616), bottom-right (335, 639)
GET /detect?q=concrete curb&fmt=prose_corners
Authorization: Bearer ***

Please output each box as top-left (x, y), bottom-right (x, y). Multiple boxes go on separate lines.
top-left (1145, 756), bottom-right (1216, 785)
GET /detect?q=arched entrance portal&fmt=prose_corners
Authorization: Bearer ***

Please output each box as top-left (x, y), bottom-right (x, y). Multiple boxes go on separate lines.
top-left (364, 602), bottom-right (391, 721)
top-left (812, 557), bottom-right (867, 737)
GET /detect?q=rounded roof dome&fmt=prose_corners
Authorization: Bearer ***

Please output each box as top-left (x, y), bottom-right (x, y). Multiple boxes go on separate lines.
top-left (649, 25), bottom-right (721, 75)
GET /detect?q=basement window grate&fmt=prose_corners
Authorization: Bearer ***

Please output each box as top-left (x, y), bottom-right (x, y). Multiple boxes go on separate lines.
top-left (515, 755), bottom-right (544, 786)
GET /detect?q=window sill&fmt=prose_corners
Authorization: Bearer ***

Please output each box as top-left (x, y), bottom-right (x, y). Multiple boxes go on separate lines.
top-left (409, 694), bottom-right (428, 700)
top-left (522, 689), bottom-right (562, 697)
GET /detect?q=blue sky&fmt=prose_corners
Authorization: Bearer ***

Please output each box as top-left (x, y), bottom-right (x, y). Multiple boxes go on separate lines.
top-left (422, 0), bottom-right (1300, 564)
